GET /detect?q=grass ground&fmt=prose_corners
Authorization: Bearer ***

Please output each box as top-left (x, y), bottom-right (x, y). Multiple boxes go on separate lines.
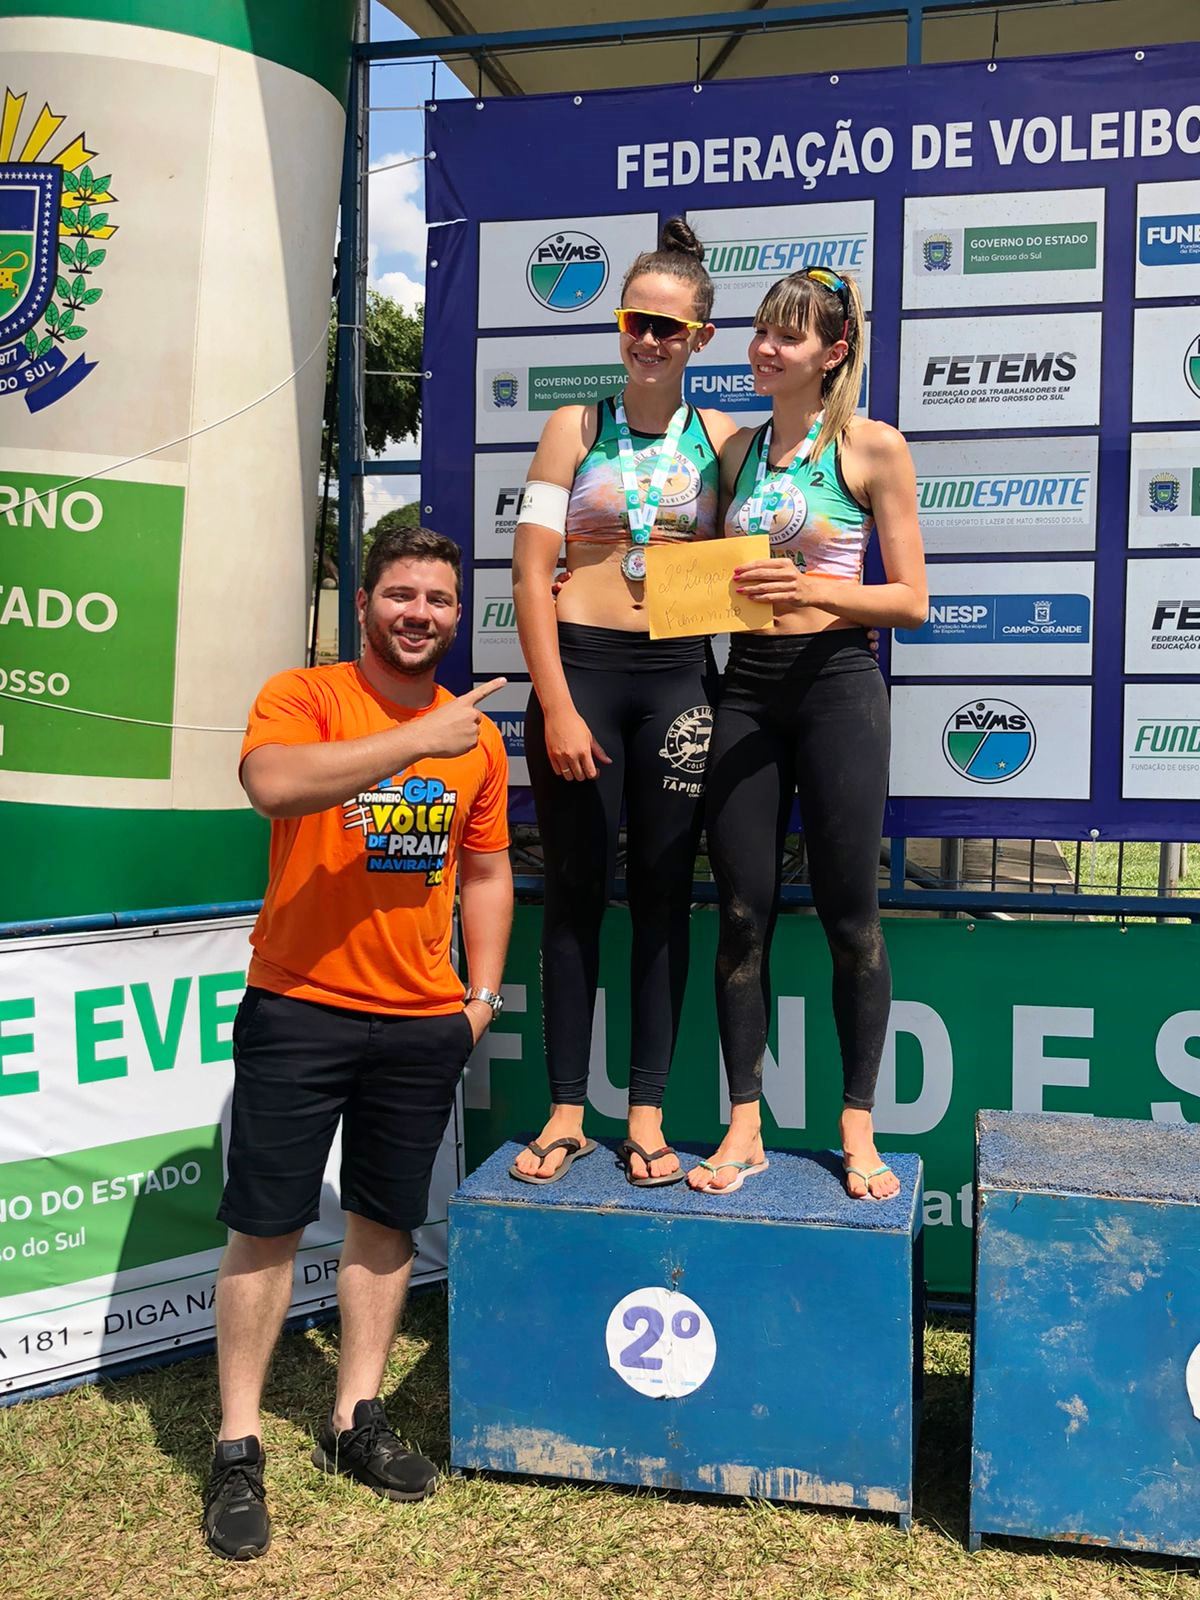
top-left (3, 1295), bottom-right (1198, 1600)
top-left (1061, 841), bottom-right (1200, 910)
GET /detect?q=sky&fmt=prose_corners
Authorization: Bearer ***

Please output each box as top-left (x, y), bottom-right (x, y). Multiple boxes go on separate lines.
top-left (361, 4), bottom-right (470, 522)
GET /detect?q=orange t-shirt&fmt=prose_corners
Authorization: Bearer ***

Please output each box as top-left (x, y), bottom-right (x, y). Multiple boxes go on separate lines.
top-left (240, 662), bottom-right (509, 1016)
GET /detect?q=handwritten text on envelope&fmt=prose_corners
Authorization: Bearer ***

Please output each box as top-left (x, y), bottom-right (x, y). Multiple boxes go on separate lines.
top-left (645, 535), bottom-right (772, 640)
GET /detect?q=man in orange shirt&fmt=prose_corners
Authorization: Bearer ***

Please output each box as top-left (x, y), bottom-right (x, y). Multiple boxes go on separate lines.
top-left (204, 528), bottom-right (512, 1561)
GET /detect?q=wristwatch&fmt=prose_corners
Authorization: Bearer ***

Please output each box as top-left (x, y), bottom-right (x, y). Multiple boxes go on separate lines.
top-left (464, 985), bottom-right (504, 1018)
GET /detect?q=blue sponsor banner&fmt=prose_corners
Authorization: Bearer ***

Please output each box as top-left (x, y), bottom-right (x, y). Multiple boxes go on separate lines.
top-left (494, 709), bottom-right (526, 762)
top-left (900, 593), bottom-right (1092, 645)
top-left (1139, 214), bottom-right (1200, 266)
top-left (425, 44), bottom-right (1200, 840)
top-left (684, 364), bottom-right (758, 411)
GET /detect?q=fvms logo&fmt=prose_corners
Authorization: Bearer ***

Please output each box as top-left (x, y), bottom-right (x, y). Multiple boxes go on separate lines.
top-left (526, 231), bottom-right (608, 312)
top-left (942, 699), bottom-right (1035, 783)
top-left (1184, 335), bottom-right (1200, 402)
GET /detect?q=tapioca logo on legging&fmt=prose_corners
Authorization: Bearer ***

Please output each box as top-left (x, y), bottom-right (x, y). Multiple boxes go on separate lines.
top-left (659, 706), bottom-right (712, 795)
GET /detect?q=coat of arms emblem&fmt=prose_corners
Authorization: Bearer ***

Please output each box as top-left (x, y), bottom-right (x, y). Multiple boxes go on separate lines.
top-left (0, 88), bottom-right (117, 413)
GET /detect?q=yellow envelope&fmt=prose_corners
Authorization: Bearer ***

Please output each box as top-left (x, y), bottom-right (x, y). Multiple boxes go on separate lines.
top-left (645, 535), bottom-right (772, 640)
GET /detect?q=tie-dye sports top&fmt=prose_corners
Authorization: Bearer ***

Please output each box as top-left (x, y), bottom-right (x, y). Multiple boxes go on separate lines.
top-left (565, 396), bottom-right (720, 546)
top-left (724, 423), bottom-right (873, 580)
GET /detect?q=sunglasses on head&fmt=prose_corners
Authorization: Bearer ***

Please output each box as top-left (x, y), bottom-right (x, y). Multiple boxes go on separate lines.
top-left (614, 307), bottom-right (705, 342)
top-left (798, 267), bottom-right (852, 339)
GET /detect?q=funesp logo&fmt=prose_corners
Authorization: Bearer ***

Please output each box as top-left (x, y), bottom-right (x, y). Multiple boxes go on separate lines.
top-left (526, 231), bottom-right (608, 312)
top-left (1139, 214), bottom-right (1200, 265)
top-left (942, 699), bottom-right (1035, 784)
top-left (495, 711), bottom-right (525, 758)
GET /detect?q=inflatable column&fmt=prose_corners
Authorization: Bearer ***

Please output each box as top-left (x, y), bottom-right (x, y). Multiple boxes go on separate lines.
top-left (0, 1), bottom-right (355, 919)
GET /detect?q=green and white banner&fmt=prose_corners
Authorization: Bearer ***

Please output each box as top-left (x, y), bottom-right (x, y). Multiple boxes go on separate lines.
top-left (0, 919), bottom-right (459, 1397)
top-left (0, 2), bottom-right (353, 921)
top-left (463, 908), bottom-right (1200, 1295)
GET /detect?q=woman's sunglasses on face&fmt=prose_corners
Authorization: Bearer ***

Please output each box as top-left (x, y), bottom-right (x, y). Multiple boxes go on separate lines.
top-left (614, 307), bottom-right (704, 342)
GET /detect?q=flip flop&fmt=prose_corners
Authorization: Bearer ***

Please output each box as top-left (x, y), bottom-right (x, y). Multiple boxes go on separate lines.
top-left (691, 1156), bottom-right (770, 1195)
top-left (843, 1161), bottom-right (896, 1200)
top-left (508, 1136), bottom-right (597, 1185)
top-left (616, 1139), bottom-right (685, 1188)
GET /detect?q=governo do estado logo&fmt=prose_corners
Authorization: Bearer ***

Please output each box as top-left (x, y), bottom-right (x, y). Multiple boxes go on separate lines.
top-left (526, 230), bottom-right (608, 313)
top-left (0, 86), bottom-right (117, 413)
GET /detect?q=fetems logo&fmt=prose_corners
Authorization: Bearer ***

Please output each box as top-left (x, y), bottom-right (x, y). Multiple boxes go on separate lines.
top-left (526, 231), bottom-right (608, 312)
top-left (942, 699), bottom-right (1035, 783)
top-left (923, 352), bottom-right (1077, 389)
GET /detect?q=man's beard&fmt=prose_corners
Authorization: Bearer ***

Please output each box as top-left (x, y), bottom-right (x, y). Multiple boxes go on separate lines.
top-left (364, 609), bottom-right (457, 677)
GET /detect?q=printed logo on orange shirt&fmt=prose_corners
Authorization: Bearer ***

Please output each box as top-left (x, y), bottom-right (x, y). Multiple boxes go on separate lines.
top-left (342, 772), bottom-right (458, 887)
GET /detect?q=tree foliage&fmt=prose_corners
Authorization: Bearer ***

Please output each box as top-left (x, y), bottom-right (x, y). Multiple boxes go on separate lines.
top-left (315, 289), bottom-right (424, 581)
top-left (322, 288), bottom-right (423, 471)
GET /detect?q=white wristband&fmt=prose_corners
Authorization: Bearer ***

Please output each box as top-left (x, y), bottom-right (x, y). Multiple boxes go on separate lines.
top-left (516, 480), bottom-right (570, 536)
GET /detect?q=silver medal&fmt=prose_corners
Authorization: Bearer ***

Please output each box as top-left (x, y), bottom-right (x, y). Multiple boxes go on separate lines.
top-left (621, 546), bottom-right (647, 582)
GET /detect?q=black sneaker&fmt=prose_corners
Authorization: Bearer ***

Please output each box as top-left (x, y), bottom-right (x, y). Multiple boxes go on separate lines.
top-left (204, 1436), bottom-right (271, 1560)
top-left (311, 1398), bottom-right (438, 1501)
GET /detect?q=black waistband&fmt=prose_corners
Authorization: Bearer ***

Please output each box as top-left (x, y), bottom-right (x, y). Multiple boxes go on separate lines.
top-left (728, 626), bottom-right (870, 662)
top-left (557, 620), bottom-right (706, 671)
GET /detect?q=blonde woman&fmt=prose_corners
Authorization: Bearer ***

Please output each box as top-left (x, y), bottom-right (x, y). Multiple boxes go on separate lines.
top-left (688, 267), bottom-right (927, 1200)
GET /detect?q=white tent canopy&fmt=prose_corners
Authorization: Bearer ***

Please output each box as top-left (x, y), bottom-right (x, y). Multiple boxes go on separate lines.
top-left (380, 0), bottom-right (1198, 94)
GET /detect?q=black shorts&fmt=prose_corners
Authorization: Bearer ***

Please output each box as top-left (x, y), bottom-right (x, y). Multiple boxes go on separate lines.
top-left (217, 987), bottom-right (474, 1238)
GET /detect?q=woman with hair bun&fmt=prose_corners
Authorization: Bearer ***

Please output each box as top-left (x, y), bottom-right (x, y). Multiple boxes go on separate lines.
top-left (688, 267), bottom-right (927, 1201)
top-left (511, 219), bottom-right (736, 1186)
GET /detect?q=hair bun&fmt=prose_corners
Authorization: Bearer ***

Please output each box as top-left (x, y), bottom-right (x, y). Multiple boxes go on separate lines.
top-left (659, 216), bottom-right (704, 264)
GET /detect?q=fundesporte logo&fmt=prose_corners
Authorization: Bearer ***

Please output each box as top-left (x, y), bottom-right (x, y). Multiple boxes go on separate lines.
top-left (526, 231), bottom-right (608, 312)
top-left (942, 699), bottom-right (1035, 783)
top-left (0, 86), bottom-right (117, 413)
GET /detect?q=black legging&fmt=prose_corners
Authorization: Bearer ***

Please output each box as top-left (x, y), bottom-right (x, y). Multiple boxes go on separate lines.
top-left (527, 623), bottom-right (716, 1108)
top-left (705, 628), bottom-right (891, 1110)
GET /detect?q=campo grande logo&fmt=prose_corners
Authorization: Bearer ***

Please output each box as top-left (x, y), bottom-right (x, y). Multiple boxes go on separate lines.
top-left (942, 699), bottom-right (1035, 784)
top-left (1149, 472), bottom-right (1182, 514)
top-left (1185, 335), bottom-right (1200, 403)
top-left (526, 231), bottom-right (608, 312)
top-left (0, 87), bottom-right (117, 413)
top-left (922, 233), bottom-right (953, 272)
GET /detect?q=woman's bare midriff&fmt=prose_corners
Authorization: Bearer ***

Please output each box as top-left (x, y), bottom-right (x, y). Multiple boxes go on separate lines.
top-left (554, 549), bottom-right (863, 636)
top-left (755, 607), bottom-right (859, 636)
top-left (554, 542), bottom-right (654, 631)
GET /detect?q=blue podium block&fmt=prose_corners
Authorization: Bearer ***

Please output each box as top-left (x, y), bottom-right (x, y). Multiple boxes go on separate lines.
top-left (449, 1142), bottom-right (923, 1520)
top-left (971, 1111), bottom-right (1200, 1557)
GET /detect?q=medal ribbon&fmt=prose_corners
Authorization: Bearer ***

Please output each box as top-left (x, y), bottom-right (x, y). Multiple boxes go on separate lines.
top-left (743, 412), bottom-right (824, 535)
top-left (615, 400), bottom-right (689, 547)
